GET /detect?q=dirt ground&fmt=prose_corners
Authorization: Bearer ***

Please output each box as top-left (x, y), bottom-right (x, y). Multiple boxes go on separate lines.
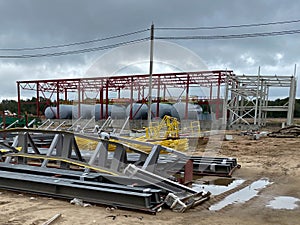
top-left (0, 129), bottom-right (300, 225)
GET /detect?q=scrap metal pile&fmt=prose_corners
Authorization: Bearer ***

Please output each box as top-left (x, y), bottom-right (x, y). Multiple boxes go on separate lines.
top-left (268, 125), bottom-right (300, 138)
top-left (0, 128), bottom-right (239, 214)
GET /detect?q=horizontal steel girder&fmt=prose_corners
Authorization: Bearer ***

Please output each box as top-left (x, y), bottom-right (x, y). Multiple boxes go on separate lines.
top-left (0, 170), bottom-right (162, 213)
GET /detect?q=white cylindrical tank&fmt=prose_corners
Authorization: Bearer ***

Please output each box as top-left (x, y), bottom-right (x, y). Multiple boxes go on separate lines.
top-left (173, 102), bottom-right (202, 120)
top-left (72, 104), bottom-right (94, 119)
top-left (150, 103), bottom-right (180, 120)
top-left (95, 104), bottom-right (126, 120)
top-left (44, 105), bottom-right (72, 119)
top-left (110, 105), bottom-right (126, 119)
top-left (125, 103), bottom-right (148, 119)
top-left (95, 104), bottom-right (110, 121)
top-left (44, 107), bottom-right (56, 119)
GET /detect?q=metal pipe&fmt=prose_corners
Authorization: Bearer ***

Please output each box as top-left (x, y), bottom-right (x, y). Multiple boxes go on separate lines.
top-left (67, 117), bottom-right (83, 131)
top-left (42, 213), bottom-right (61, 225)
top-left (38, 119), bottom-right (50, 129)
top-left (5, 120), bottom-right (19, 129)
top-left (26, 119), bottom-right (36, 128)
top-left (54, 121), bottom-right (66, 130)
top-left (119, 116), bottom-right (130, 135)
top-left (81, 116), bottom-right (95, 133)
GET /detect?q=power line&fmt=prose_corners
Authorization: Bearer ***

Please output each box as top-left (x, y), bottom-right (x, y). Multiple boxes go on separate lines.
top-left (156, 18), bottom-right (300, 30)
top-left (0, 37), bottom-right (149, 58)
top-left (0, 28), bottom-right (149, 51)
top-left (156, 29), bottom-right (300, 40)
top-left (2, 19), bottom-right (300, 59)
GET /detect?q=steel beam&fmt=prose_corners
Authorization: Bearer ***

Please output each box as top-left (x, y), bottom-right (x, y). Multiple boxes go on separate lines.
top-left (0, 170), bottom-right (162, 213)
top-left (17, 70), bottom-right (233, 117)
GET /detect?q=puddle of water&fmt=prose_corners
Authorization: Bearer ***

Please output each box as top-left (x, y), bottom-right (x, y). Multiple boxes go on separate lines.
top-left (266, 196), bottom-right (300, 210)
top-left (209, 178), bottom-right (272, 211)
top-left (193, 178), bottom-right (245, 196)
top-left (206, 178), bottom-right (236, 186)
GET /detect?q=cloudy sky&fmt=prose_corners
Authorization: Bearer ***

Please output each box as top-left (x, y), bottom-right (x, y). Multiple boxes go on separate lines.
top-left (0, 0), bottom-right (299, 100)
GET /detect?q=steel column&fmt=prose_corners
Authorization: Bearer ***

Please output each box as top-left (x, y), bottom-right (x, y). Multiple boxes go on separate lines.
top-left (36, 81), bottom-right (40, 117)
top-left (156, 76), bottom-right (161, 118)
top-left (56, 81), bottom-right (60, 119)
top-left (77, 82), bottom-right (81, 118)
top-left (100, 81), bottom-right (103, 120)
top-left (287, 75), bottom-right (296, 125)
top-left (185, 74), bottom-right (190, 119)
top-left (130, 77), bottom-right (134, 120)
top-left (17, 82), bottom-right (21, 116)
top-left (216, 73), bottom-right (221, 120)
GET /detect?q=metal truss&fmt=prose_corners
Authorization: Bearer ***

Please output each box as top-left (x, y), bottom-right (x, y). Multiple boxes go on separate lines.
top-left (17, 70), bottom-right (233, 119)
top-left (17, 68), bottom-right (296, 127)
top-left (0, 128), bottom-right (241, 212)
top-left (223, 68), bottom-right (297, 127)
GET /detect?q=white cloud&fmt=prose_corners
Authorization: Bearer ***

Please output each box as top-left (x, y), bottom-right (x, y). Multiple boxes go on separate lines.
top-left (275, 53), bottom-right (284, 61)
top-left (240, 54), bottom-right (256, 66)
top-left (0, 62), bottom-right (88, 99)
top-left (0, 0), bottom-right (300, 101)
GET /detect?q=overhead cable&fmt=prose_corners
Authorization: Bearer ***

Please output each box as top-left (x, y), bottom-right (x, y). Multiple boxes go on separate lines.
top-left (0, 37), bottom-right (149, 58)
top-left (0, 28), bottom-right (149, 51)
top-left (156, 18), bottom-right (300, 30)
top-left (156, 29), bottom-right (300, 40)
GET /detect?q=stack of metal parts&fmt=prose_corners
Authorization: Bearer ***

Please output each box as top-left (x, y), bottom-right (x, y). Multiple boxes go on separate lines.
top-left (0, 128), bottom-right (239, 213)
top-left (268, 125), bottom-right (300, 138)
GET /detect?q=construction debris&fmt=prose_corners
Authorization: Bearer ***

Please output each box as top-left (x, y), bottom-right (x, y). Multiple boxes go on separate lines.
top-left (0, 128), bottom-right (240, 214)
top-left (268, 125), bottom-right (300, 138)
top-left (240, 130), bottom-right (269, 140)
top-left (224, 135), bottom-right (233, 141)
top-left (42, 213), bottom-right (62, 225)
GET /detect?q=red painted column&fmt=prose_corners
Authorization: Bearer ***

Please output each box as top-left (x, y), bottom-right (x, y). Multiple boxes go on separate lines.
top-left (36, 82), bottom-right (40, 117)
top-left (105, 80), bottom-right (109, 119)
top-left (64, 88), bottom-right (68, 101)
top-left (130, 77), bottom-right (134, 120)
top-left (100, 82), bottom-right (103, 120)
top-left (17, 82), bottom-right (21, 117)
top-left (77, 82), bottom-right (81, 118)
top-left (56, 81), bottom-right (60, 119)
top-left (185, 74), bottom-right (190, 119)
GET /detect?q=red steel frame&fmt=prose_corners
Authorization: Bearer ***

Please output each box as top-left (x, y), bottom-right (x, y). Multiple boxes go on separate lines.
top-left (16, 70), bottom-right (234, 120)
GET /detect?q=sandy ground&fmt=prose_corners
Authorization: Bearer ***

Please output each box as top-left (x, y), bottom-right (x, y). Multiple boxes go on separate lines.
top-left (0, 131), bottom-right (300, 225)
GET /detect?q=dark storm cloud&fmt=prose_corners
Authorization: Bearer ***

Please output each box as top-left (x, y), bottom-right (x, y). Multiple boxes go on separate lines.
top-left (0, 0), bottom-right (299, 99)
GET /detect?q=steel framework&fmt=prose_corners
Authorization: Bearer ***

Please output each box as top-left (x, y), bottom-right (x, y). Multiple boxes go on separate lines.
top-left (1, 128), bottom-right (235, 212)
top-left (17, 69), bottom-right (297, 127)
top-left (17, 70), bottom-right (232, 120)
top-left (223, 68), bottom-right (297, 127)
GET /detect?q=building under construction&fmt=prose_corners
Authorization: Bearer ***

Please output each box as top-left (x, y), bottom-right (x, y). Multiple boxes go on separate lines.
top-left (16, 69), bottom-right (297, 128)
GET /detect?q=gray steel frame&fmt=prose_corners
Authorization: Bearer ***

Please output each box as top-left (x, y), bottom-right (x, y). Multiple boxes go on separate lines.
top-left (223, 68), bottom-right (297, 127)
top-left (0, 128), bottom-right (241, 213)
top-left (0, 128), bottom-right (239, 178)
top-left (0, 170), bottom-right (162, 213)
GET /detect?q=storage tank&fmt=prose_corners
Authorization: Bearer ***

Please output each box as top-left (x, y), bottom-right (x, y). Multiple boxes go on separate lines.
top-left (150, 103), bottom-right (180, 120)
top-left (44, 105), bottom-right (72, 119)
top-left (173, 102), bottom-right (202, 120)
top-left (94, 104), bottom-right (110, 120)
top-left (111, 105), bottom-right (126, 119)
top-left (94, 104), bottom-right (126, 120)
top-left (125, 103), bottom-right (148, 119)
top-left (72, 104), bottom-right (94, 119)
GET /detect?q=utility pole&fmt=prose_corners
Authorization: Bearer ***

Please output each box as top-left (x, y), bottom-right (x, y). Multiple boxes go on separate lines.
top-left (148, 23), bottom-right (154, 127)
